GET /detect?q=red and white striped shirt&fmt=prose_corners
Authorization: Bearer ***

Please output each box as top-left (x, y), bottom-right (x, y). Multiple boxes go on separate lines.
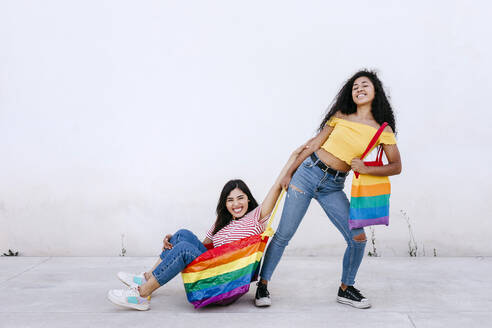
top-left (206, 205), bottom-right (268, 248)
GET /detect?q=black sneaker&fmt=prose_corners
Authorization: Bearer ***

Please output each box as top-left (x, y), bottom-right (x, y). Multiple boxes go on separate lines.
top-left (255, 281), bottom-right (271, 307)
top-left (336, 286), bottom-right (371, 309)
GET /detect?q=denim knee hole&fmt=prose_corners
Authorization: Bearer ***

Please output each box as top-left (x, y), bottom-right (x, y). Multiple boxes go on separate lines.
top-left (352, 233), bottom-right (367, 243)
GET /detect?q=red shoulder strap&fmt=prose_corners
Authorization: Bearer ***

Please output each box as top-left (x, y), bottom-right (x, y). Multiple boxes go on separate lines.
top-left (354, 122), bottom-right (388, 179)
top-left (360, 122), bottom-right (388, 160)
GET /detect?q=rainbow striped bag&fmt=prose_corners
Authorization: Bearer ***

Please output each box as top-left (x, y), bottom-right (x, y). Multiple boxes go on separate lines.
top-left (349, 123), bottom-right (391, 230)
top-left (181, 190), bottom-right (285, 309)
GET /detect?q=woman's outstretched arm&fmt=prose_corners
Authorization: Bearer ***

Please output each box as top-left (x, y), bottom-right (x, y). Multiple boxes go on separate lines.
top-left (278, 125), bottom-right (334, 190)
top-left (259, 142), bottom-right (310, 220)
top-left (258, 146), bottom-right (302, 220)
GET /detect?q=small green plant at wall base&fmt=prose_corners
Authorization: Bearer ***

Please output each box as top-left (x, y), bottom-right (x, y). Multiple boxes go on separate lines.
top-left (2, 249), bottom-right (19, 256)
top-left (120, 234), bottom-right (126, 257)
top-left (367, 226), bottom-right (379, 257)
top-left (400, 210), bottom-right (418, 257)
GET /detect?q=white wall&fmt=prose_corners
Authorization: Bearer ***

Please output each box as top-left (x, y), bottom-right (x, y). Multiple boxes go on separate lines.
top-left (1, 1), bottom-right (491, 256)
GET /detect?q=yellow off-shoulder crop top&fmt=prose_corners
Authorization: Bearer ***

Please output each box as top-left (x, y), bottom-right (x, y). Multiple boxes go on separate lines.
top-left (321, 117), bottom-right (397, 165)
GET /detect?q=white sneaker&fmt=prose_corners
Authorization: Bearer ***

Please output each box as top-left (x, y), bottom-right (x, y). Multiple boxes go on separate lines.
top-left (107, 287), bottom-right (150, 311)
top-left (117, 272), bottom-right (147, 288)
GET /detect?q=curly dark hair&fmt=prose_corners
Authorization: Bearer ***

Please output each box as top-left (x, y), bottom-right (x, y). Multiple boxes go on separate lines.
top-left (212, 179), bottom-right (259, 235)
top-left (319, 69), bottom-right (396, 133)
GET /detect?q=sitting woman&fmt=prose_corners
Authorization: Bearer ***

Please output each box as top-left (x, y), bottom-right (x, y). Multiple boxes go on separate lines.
top-left (107, 144), bottom-right (305, 310)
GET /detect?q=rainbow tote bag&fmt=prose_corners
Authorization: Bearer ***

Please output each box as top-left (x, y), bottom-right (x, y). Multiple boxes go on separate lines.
top-left (181, 190), bottom-right (285, 309)
top-left (349, 123), bottom-right (391, 230)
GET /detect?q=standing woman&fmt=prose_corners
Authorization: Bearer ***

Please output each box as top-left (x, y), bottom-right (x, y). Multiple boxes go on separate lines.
top-left (254, 70), bottom-right (402, 309)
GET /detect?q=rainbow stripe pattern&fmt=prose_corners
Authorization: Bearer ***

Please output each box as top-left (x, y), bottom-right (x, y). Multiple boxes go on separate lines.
top-left (181, 233), bottom-right (269, 308)
top-left (181, 189), bottom-right (284, 309)
top-left (349, 173), bottom-right (391, 229)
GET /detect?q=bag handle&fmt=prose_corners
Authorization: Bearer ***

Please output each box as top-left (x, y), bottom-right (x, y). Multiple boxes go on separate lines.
top-left (261, 189), bottom-right (286, 239)
top-left (376, 145), bottom-right (384, 162)
top-left (354, 122), bottom-right (388, 178)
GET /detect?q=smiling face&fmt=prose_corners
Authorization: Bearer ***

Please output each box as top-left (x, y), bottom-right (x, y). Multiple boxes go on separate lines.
top-left (352, 76), bottom-right (375, 106)
top-left (225, 188), bottom-right (249, 219)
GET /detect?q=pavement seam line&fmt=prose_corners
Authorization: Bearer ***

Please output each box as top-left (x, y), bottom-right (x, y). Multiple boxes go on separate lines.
top-left (0, 257), bottom-right (52, 287)
top-left (407, 314), bottom-right (417, 328)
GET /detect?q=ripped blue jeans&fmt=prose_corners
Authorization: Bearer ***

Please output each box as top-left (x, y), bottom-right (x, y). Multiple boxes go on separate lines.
top-left (260, 154), bottom-right (366, 286)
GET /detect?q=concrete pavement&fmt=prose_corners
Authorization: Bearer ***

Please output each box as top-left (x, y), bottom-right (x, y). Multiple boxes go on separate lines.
top-left (0, 256), bottom-right (491, 328)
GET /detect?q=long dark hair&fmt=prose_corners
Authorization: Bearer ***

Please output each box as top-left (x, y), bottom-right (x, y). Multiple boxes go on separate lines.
top-left (318, 69), bottom-right (396, 133)
top-left (212, 179), bottom-right (259, 235)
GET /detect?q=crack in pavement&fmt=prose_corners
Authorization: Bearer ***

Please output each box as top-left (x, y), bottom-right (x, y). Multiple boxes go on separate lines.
top-left (0, 257), bottom-right (52, 287)
top-left (408, 314), bottom-right (417, 328)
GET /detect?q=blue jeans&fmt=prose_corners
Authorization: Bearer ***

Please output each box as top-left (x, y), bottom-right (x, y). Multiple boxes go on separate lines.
top-left (152, 229), bottom-right (207, 286)
top-left (260, 154), bottom-right (366, 286)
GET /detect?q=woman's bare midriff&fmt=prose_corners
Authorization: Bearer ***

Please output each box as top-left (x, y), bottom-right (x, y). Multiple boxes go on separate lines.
top-left (316, 149), bottom-right (351, 172)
